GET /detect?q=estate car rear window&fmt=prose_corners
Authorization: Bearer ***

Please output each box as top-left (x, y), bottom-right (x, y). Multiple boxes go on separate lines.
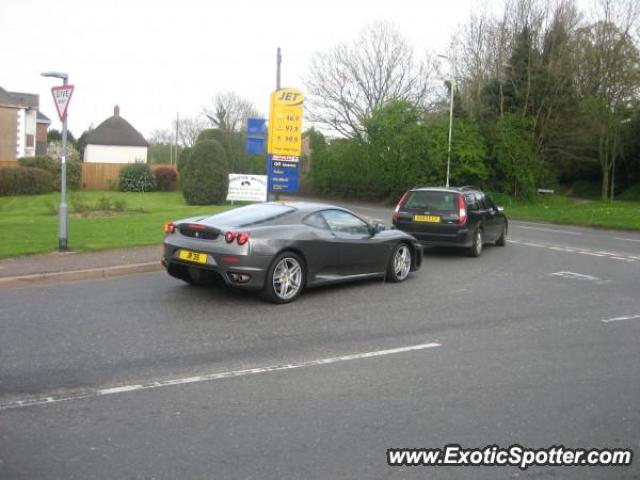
top-left (204, 204), bottom-right (296, 228)
top-left (404, 191), bottom-right (458, 212)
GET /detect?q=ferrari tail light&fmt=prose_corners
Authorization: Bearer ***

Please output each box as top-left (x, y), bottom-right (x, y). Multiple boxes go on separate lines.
top-left (457, 194), bottom-right (467, 224)
top-left (224, 230), bottom-right (237, 243)
top-left (163, 222), bottom-right (175, 234)
top-left (237, 232), bottom-right (250, 245)
top-left (392, 192), bottom-right (410, 223)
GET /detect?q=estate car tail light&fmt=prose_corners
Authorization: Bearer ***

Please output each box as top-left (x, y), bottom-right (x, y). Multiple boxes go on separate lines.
top-left (237, 232), bottom-right (250, 245)
top-left (224, 230), bottom-right (237, 243)
top-left (392, 192), bottom-right (410, 223)
top-left (457, 194), bottom-right (467, 224)
top-left (163, 222), bottom-right (175, 234)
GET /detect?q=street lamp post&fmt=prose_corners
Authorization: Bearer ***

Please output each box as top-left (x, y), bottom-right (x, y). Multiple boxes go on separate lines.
top-left (41, 71), bottom-right (70, 251)
top-left (438, 54), bottom-right (454, 188)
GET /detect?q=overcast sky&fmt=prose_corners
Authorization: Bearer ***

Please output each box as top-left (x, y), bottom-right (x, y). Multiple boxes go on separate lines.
top-left (2, 0), bottom-right (505, 138)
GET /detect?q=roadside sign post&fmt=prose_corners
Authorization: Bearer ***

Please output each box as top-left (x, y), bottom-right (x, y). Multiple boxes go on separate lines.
top-left (267, 87), bottom-right (304, 198)
top-left (43, 72), bottom-right (74, 251)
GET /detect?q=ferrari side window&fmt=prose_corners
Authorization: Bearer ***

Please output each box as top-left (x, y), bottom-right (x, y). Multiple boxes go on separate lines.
top-left (303, 213), bottom-right (330, 230)
top-left (321, 210), bottom-right (370, 235)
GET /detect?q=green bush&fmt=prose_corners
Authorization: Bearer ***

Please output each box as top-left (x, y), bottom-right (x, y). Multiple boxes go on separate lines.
top-left (181, 139), bottom-right (229, 205)
top-left (154, 167), bottom-right (178, 191)
top-left (118, 163), bottom-right (156, 192)
top-left (177, 147), bottom-right (191, 173)
top-left (97, 196), bottom-right (112, 210)
top-left (0, 167), bottom-right (55, 195)
top-left (18, 155), bottom-right (82, 190)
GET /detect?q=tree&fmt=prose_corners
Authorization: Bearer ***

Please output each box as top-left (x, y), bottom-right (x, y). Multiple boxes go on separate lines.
top-left (305, 22), bottom-right (438, 139)
top-left (180, 140), bottom-right (229, 205)
top-left (148, 128), bottom-right (174, 145)
top-left (202, 92), bottom-right (259, 133)
top-left (173, 116), bottom-right (207, 148)
top-left (573, 1), bottom-right (640, 199)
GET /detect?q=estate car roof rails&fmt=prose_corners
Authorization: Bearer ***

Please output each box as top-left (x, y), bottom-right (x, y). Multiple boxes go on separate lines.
top-left (411, 184), bottom-right (448, 190)
top-left (460, 185), bottom-right (481, 191)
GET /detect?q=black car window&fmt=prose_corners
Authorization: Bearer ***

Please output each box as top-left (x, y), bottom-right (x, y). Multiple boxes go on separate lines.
top-left (476, 193), bottom-right (488, 210)
top-left (484, 195), bottom-right (497, 210)
top-left (404, 191), bottom-right (457, 212)
top-left (204, 203), bottom-right (296, 228)
top-left (321, 210), bottom-right (370, 235)
top-left (464, 193), bottom-right (479, 211)
top-left (303, 212), bottom-right (330, 230)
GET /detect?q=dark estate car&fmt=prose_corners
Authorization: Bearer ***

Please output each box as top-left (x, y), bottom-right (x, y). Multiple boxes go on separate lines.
top-left (392, 186), bottom-right (508, 257)
top-left (162, 202), bottom-right (423, 303)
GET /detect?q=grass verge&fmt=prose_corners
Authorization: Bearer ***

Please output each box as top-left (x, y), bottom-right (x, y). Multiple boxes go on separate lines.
top-left (494, 194), bottom-right (640, 231)
top-left (0, 191), bottom-right (232, 258)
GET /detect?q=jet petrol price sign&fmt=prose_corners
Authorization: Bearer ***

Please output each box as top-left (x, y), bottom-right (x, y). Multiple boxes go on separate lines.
top-left (267, 88), bottom-right (304, 156)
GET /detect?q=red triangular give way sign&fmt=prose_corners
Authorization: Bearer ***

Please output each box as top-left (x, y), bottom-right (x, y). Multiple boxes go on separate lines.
top-left (51, 85), bottom-right (74, 121)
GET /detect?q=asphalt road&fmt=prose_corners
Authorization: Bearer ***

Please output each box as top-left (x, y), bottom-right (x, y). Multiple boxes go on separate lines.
top-left (1, 200), bottom-right (639, 479)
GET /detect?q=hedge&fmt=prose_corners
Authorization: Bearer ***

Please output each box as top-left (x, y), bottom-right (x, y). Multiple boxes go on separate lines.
top-left (0, 167), bottom-right (55, 195)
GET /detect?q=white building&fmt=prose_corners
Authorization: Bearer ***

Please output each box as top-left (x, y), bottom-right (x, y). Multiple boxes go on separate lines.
top-left (83, 106), bottom-right (148, 163)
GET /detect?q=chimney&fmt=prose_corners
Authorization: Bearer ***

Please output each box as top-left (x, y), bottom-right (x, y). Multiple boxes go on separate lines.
top-left (114, 105), bottom-right (120, 117)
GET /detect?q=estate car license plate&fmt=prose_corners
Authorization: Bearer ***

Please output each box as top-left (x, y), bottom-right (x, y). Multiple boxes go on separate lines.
top-left (414, 215), bottom-right (441, 223)
top-left (178, 249), bottom-right (208, 264)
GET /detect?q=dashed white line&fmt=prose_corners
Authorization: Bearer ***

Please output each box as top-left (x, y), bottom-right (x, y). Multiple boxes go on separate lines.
top-left (0, 342), bottom-right (442, 411)
top-left (549, 271), bottom-right (611, 284)
top-left (614, 237), bottom-right (640, 243)
top-left (513, 225), bottom-right (583, 236)
top-left (509, 240), bottom-right (638, 263)
top-left (601, 314), bottom-right (640, 324)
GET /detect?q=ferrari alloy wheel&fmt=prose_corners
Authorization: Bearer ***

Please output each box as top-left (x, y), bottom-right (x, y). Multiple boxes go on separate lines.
top-left (387, 243), bottom-right (412, 282)
top-left (263, 252), bottom-right (305, 303)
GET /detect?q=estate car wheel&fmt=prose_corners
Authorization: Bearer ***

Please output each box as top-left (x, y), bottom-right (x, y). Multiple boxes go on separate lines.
top-left (468, 228), bottom-right (483, 257)
top-left (387, 243), bottom-right (412, 282)
top-left (496, 225), bottom-right (507, 247)
top-left (262, 252), bottom-right (305, 304)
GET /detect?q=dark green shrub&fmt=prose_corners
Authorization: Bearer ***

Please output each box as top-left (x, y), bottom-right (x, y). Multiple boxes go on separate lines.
top-left (18, 155), bottom-right (82, 190)
top-left (181, 139), bottom-right (229, 205)
top-left (177, 147), bottom-right (191, 173)
top-left (0, 167), bottom-right (55, 195)
top-left (154, 167), bottom-right (178, 191)
top-left (118, 163), bottom-right (156, 192)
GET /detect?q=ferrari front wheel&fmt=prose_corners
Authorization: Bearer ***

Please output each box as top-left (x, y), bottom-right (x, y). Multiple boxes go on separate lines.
top-left (387, 243), bottom-right (412, 282)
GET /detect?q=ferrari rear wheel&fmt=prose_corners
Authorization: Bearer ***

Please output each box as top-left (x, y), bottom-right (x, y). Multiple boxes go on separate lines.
top-left (387, 243), bottom-right (412, 282)
top-left (262, 252), bottom-right (305, 304)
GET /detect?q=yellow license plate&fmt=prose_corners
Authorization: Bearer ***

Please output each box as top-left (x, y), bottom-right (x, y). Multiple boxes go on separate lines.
top-left (178, 249), bottom-right (208, 264)
top-left (414, 215), bottom-right (441, 223)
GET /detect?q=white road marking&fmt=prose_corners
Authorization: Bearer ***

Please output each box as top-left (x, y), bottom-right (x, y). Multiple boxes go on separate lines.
top-left (509, 240), bottom-right (638, 263)
top-left (549, 271), bottom-right (611, 284)
top-left (513, 224), bottom-right (583, 236)
top-left (614, 237), bottom-right (640, 243)
top-left (0, 342), bottom-right (441, 411)
top-left (601, 314), bottom-right (640, 324)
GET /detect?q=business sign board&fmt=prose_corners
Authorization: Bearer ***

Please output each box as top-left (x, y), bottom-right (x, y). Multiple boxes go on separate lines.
top-left (245, 117), bottom-right (267, 155)
top-left (226, 174), bottom-right (268, 202)
top-left (267, 155), bottom-right (299, 193)
top-left (267, 88), bottom-right (304, 156)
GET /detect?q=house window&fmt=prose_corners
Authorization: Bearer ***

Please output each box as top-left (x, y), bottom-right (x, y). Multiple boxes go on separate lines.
top-left (26, 134), bottom-right (34, 147)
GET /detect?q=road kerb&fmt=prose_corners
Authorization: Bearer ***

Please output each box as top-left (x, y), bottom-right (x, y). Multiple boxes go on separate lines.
top-left (0, 262), bottom-right (162, 288)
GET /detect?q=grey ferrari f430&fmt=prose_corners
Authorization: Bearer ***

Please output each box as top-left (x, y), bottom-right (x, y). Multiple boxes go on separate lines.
top-left (162, 202), bottom-right (422, 303)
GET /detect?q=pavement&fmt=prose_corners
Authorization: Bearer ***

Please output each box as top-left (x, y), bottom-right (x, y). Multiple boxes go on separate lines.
top-left (1, 198), bottom-right (639, 479)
